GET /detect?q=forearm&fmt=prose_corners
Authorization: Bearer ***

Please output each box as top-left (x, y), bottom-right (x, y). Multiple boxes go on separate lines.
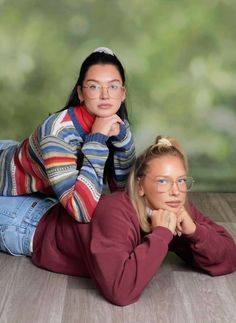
top-left (80, 225), bottom-right (172, 305)
top-left (42, 134), bottom-right (109, 222)
top-left (110, 121), bottom-right (136, 189)
top-left (185, 222), bottom-right (236, 276)
top-left (172, 204), bottom-right (236, 276)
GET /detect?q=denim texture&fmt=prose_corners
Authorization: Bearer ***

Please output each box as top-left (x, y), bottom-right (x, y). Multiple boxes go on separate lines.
top-left (0, 195), bottom-right (57, 256)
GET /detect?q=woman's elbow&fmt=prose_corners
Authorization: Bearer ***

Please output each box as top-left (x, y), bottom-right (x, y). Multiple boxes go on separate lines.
top-left (99, 286), bottom-right (141, 306)
top-left (103, 292), bottom-right (140, 306)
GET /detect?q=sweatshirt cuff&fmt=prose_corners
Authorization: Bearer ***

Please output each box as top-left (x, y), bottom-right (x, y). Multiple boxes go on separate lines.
top-left (84, 133), bottom-right (108, 145)
top-left (152, 226), bottom-right (174, 244)
top-left (110, 123), bottom-right (127, 143)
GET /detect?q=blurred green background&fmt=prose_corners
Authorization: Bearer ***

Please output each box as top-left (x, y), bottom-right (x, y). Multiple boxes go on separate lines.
top-left (0, 0), bottom-right (235, 192)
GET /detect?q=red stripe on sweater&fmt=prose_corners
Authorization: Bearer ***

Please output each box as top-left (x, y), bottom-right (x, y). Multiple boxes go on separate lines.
top-left (62, 106), bottom-right (95, 133)
top-left (44, 156), bottom-right (75, 165)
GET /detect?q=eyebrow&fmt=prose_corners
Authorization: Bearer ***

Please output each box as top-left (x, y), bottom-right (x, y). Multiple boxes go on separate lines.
top-left (85, 78), bottom-right (122, 83)
top-left (153, 175), bottom-right (187, 179)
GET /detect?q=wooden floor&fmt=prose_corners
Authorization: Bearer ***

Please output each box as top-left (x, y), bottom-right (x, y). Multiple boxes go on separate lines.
top-left (0, 193), bottom-right (236, 323)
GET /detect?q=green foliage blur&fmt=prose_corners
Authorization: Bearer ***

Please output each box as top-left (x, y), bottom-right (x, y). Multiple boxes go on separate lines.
top-left (0, 0), bottom-right (235, 191)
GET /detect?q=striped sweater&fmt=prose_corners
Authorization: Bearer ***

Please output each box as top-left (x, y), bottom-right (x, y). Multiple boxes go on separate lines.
top-left (0, 106), bottom-right (136, 222)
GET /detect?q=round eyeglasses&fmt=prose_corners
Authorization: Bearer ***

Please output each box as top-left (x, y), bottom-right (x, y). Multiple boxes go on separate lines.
top-left (145, 175), bottom-right (194, 193)
top-left (82, 83), bottom-right (124, 99)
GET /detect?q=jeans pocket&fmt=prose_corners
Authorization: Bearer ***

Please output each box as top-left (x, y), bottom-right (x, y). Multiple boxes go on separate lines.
top-left (0, 226), bottom-right (25, 256)
top-left (23, 197), bottom-right (57, 226)
top-left (0, 197), bottom-right (26, 220)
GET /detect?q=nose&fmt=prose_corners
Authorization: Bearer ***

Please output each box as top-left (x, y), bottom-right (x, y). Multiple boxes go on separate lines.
top-left (100, 86), bottom-right (109, 99)
top-left (169, 181), bottom-right (180, 196)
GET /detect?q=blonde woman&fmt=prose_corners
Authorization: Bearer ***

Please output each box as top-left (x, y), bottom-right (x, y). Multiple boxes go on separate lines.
top-left (77, 135), bottom-right (236, 305)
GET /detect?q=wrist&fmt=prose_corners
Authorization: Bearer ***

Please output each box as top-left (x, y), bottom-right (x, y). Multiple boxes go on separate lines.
top-left (110, 123), bottom-right (126, 142)
top-left (183, 222), bottom-right (197, 236)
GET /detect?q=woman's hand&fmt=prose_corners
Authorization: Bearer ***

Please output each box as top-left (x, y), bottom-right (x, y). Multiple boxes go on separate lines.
top-left (176, 207), bottom-right (196, 235)
top-left (91, 115), bottom-right (124, 137)
top-left (150, 209), bottom-right (177, 235)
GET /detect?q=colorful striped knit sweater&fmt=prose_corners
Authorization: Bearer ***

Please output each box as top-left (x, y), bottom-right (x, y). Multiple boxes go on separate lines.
top-left (0, 106), bottom-right (136, 222)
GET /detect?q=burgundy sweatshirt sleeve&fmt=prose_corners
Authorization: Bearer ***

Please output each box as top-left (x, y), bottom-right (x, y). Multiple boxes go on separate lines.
top-left (78, 192), bottom-right (173, 306)
top-left (171, 203), bottom-right (236, 276)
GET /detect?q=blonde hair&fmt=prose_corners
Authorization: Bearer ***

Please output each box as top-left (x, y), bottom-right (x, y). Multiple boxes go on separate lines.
top-left (127, 135), bottom-right (188, 233)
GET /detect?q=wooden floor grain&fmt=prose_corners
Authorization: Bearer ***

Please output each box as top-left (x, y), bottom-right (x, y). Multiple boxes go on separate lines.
top-left (0, 193), bottom-right (236, 323)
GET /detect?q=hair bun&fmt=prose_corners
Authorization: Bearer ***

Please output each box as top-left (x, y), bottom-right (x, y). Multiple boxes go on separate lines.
top-left (157, 137), bottom-right (172, 147)
top-left (92, 47), bottom-right (114, 56)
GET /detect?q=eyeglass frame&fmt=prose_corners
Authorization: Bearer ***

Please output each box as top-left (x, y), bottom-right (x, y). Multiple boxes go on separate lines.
top-left (143, 175), bottom-right (195, 193)
top-left (82, 82), bottom-right (125, 99)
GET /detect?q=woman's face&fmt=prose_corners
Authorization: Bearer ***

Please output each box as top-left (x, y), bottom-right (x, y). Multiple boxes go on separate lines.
top-left (138, 155), bottom-right (187, 214)
top-left (77, 64), bottom-right (126, 117)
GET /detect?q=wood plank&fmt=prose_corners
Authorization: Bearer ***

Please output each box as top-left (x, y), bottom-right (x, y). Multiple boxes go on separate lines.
top-left (0, 256), bottom-right (67, 323)
top-left (172, 271), bottom-right (236, 323)
top-left (189, 192), bottom-right (236, 222)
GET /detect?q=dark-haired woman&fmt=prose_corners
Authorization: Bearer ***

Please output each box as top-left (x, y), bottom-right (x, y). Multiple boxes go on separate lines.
top-left (0, 47), bottom-right (135, 222)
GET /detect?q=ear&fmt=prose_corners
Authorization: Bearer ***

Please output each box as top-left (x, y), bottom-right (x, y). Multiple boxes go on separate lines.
top-left (122, 87), bottom-right (126, 102)
top-left (77, 86), bottom-right (84, 102)
top-left (137, 179), bottom-right (145, 197)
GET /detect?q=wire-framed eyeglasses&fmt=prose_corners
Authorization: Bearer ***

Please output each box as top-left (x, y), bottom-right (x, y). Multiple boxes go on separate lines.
top-left (145, 175), bottom-right (195, 192)
top-left (82, 83), bottom-right (124, 99)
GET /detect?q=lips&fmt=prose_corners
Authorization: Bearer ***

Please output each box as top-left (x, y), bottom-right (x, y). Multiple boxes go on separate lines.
top-left (165, 201), bottom-right (182, 208)
top-left (98, 103), bottom-right (112, 109)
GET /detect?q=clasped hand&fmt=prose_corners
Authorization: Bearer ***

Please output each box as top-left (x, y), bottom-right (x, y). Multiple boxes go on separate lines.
top-left (150, 207), bottom-right (196, 236)
top-left (91, 115), bottom-right (124, 137)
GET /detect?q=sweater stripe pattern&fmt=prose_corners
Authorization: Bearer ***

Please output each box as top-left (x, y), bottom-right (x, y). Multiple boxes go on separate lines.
top-left (0, 107), bottom-right (135, 223)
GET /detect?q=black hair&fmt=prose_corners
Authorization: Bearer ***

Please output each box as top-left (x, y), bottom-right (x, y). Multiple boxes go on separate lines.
top-left (58, 51), bottom-right (129, 121)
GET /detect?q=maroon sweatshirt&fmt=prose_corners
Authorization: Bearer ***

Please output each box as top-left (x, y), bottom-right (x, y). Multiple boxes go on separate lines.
top-left (32, 191), bottom-right (236, 306)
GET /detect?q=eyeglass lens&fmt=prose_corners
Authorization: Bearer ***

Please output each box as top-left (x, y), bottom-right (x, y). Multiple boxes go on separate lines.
top-left (155, 177), bottom-right (194, 192)
top-left (83, 84), bottom-right (123, 99)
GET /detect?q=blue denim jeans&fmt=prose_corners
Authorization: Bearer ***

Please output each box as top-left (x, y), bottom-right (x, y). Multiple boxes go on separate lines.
top-left (0, 195), bottom-right (57, 256)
